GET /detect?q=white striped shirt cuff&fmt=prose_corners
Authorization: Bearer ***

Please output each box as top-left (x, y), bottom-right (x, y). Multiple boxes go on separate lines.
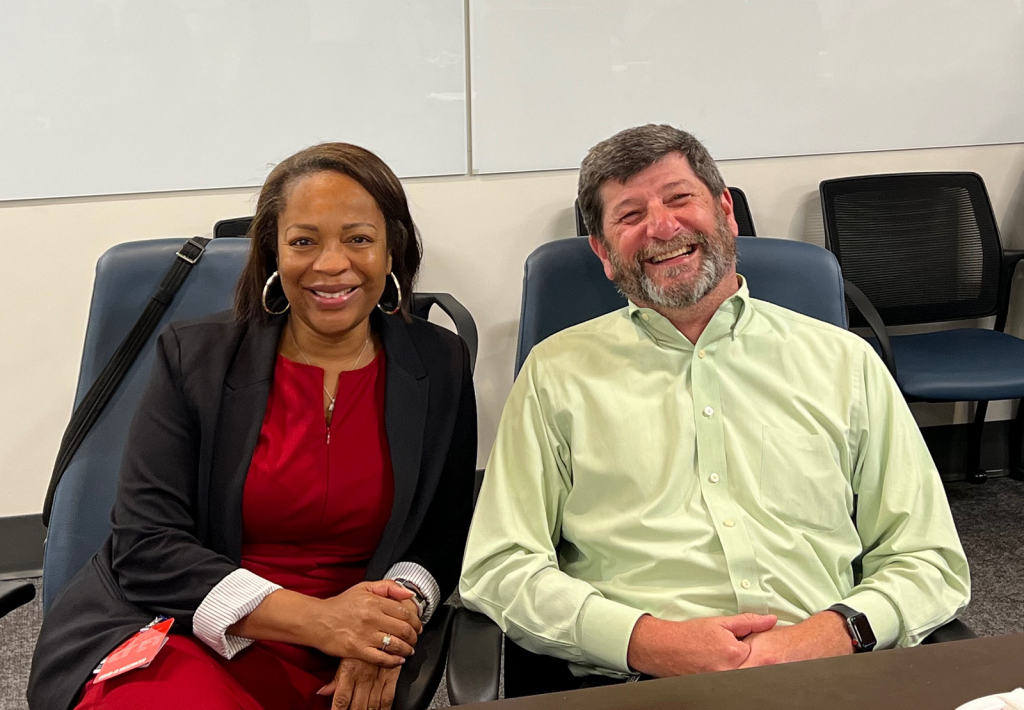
top-left (193, 568), bottom-right (282, 659)
top-left (385, 561), bottom-right (441, 624)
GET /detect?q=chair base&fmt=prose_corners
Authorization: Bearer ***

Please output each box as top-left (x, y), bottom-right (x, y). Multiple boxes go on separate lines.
top-left (0, 579), bottom-right (35, 619)
top-left (967, 469), bottom-right (988, 484)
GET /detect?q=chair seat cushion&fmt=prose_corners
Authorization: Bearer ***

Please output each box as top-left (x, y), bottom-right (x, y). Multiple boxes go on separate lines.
top-left (870, 329), bottom-right (1024, 401)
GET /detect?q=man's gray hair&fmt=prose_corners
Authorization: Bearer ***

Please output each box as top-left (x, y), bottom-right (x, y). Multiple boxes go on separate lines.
top-left (577, 124), bottom-right (727, 240)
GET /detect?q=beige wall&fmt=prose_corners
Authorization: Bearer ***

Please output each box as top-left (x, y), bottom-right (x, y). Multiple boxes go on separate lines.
top-left (2, 142), bottom-right (1023, 517)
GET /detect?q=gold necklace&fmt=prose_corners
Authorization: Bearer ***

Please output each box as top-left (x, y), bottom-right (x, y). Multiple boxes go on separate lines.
top-left (288, 326), bottom-right (371, 424)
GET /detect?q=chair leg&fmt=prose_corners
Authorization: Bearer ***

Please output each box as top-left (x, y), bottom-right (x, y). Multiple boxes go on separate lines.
top-left (1010, 399), bottom-right (1024, 481)
top-left (966, 401), bottom-right (988, 484)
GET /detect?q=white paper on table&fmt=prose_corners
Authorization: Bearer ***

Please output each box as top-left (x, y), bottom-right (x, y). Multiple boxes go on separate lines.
top-left (956, 688), bottom-right (1024, 710)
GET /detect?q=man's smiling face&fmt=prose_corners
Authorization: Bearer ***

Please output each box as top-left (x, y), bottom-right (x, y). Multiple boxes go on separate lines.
top-left (590, 152), bottom-right (738, 310)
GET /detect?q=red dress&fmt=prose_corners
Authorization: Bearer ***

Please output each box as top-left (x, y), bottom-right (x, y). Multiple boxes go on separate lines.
top-left (75, 351), bottom-right (394, 709)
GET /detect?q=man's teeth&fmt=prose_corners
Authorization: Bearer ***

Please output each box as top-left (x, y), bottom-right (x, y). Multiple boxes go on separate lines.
top-left (314, 288), bottom-right (355, 299)
top-left (651, 244), bottom-right (696, 264)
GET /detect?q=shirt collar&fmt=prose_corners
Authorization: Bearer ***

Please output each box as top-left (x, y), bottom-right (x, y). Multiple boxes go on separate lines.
top-left (628, 275), bottom-right (753, 350)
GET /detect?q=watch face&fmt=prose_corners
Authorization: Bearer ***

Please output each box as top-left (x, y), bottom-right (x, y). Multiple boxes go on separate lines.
top-left (849, 613), bottom-right (877, 650)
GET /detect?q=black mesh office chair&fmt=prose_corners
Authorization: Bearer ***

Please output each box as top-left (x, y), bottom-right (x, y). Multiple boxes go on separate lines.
top-left (727, 187), bottom-right (756, 237)
top-left (213, 216), bottom-right (253, 238)
top-left (574, 187), bottom-right (756, 237)
top-left (820, 172), bottom-right (1024, 483)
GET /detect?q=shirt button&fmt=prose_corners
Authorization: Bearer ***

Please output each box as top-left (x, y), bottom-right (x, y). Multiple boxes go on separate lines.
top-left (741, 579), bottom-right (752, 589)
top-left (723, 519), bottom-right (735, 527)
top-left (642, 313), bottom-right (650, 322)
top-left (709, 473), bottom-right (720, 483)
top-left (698, 349), bottom-right (706, 359)
top-left (703, 406), bottom-right (714, 417)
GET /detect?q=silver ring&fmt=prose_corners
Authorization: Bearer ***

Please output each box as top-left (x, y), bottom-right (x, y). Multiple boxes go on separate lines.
top-left (381, 634), bottom-right (392, 651)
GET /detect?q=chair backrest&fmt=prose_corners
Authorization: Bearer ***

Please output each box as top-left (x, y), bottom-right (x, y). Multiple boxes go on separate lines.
top-left (213, 216), bottom-right (254, 238)
top-left (728, 186), bottom-right (757, 237)
top-left (43, 238), bottom-right (252, 610)
top-left (819, 172), bottom-right (1003, 328)
top-left (574, 186), bottom-right (757, 237)
top-left (515, 236), bottom-right (847, 375)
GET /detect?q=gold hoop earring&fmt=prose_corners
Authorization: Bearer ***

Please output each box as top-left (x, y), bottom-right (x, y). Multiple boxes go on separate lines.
top-left (377, 272), bottom-right (402, 316)
top-left (262, 271), bottom-right (290, 315)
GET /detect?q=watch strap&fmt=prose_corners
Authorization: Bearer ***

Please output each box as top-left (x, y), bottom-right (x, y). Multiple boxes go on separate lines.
top-left (394, 578), bottom-right (428, 619)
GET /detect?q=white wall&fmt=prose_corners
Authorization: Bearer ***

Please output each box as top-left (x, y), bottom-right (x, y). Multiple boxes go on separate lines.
top-left (469, 0), bottom-right (1024, 172)
top-left (2, 142), bottom-right (1023, 517)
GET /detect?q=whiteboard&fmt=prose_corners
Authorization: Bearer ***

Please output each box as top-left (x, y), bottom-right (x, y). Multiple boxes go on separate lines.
top-left (0, 0), bottom-right (466, 200)
top-left (469, 0), bottom-right (1024, 174)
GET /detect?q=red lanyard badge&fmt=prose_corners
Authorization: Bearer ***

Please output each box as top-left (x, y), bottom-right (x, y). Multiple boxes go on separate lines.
top-left (93, 617), bottom-right (174, 683)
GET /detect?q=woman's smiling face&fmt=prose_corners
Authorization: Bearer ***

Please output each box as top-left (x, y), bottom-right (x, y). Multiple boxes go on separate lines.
top-left (276, 171), bottom-right (391, 339)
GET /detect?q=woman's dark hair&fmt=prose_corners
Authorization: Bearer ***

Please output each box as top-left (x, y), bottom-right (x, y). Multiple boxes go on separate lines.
top-left (235, 142), bottom-right (422, 325)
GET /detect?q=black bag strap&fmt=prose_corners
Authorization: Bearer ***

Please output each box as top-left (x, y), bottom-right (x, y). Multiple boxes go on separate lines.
top-left (42, 237), bottom-right (211, 526)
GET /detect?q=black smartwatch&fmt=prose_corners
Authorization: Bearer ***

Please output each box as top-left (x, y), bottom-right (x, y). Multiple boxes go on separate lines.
top-left (827, 603), bottom-right (877, 653)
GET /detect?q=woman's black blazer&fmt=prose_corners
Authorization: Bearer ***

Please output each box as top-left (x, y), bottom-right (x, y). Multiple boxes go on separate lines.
top-left (28, 309), bottom-right (477, 710)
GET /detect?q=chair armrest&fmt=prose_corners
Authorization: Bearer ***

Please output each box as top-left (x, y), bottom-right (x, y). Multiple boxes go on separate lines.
top-left (0, 579), bottom-right (35, 619)
top-left (920, 618), bottom-right (977, 645)
top-left (393, 604), bottom-right (455, 710)
top-left (446, 607), bottom-right (502, 705)
top-left (412, 293), bottom-right (479, 375)
top-left (995, 250), bottom-right (1024, 332)
top-left (844, 279), bottom-right (898, 380)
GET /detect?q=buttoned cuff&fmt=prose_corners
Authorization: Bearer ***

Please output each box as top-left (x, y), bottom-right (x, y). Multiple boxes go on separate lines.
top-left (193, 568), bottom-right (282, 659)
top-left (577, 595), bottom-right (646, 674)
top-left (384, 561), bottom-right (441, 624)
top-left (842, 589), bottom-right (901, 649)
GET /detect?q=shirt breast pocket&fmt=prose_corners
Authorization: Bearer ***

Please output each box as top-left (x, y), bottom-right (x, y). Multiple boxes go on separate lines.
top-left (759, 425), bottom-right (849, 533)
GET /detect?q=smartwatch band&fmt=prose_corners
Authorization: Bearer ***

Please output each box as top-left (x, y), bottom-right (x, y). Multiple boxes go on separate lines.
top-left (394, 578), bottom-right (428, 619)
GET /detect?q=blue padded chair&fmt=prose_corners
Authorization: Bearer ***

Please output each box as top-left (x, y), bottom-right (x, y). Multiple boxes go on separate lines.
top-left (574, 187), bottom-right (757, 237)
top-left (0, 237), bottom-right (475, 710)
top-left (446, 235), bottom-right (973, 706)
top-left (44, 238), bottom-right (252, 609)
top-left (820, 173), bottom-right (1024, 483)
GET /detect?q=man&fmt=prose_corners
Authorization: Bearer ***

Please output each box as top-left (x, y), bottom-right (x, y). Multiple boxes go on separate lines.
top-left (459, 124), bottom-right (970, 683)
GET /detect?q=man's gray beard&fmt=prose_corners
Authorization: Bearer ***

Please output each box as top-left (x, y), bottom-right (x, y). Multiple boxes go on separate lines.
top-left (606, 213), bottom-right (736, 310)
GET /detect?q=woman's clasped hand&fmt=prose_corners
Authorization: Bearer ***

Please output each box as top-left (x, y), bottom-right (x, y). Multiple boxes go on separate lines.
top-left (310, 580), bottom-right (423, 667)
top-left (318, 658), bottom-right (403, 710)
top-left (311, 580), bottom-right (422, 710)
top-left (225, 578), bottom-right (426, 708)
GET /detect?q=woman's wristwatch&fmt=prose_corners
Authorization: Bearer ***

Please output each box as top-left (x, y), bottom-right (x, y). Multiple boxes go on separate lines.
top-left (394, 578), bottom-right (428, 619)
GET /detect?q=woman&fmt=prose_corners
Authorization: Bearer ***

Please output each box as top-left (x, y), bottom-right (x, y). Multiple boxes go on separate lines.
top-left (28, 143), bottom-right (477, 710)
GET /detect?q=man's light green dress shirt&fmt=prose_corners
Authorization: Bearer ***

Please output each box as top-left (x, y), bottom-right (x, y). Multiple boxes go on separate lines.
top-left (459, 278), bottom-right (970, 677)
